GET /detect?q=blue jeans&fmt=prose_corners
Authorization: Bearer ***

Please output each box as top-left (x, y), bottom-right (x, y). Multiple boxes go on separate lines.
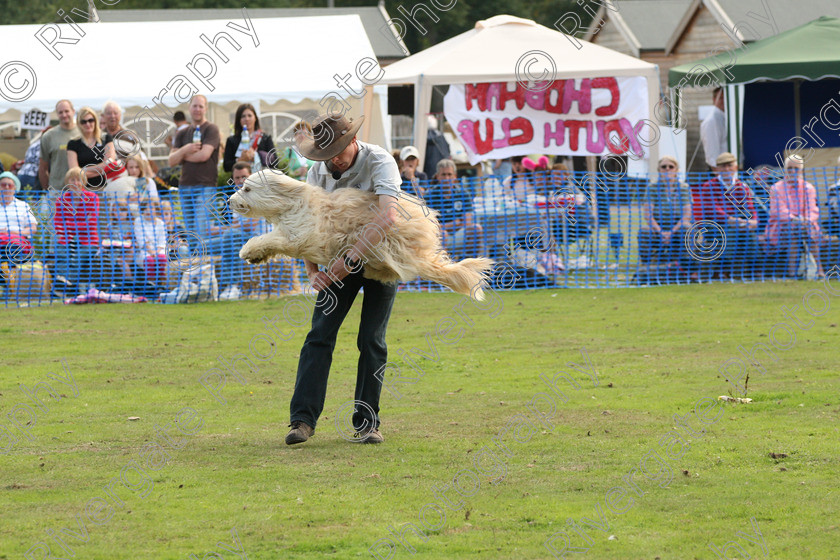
top-left (205, 228), bottom-right (247, 287)
top-left (55, 241), bottom-right (98, 287)
top-left (720, 224), bottom-right (758, 268)
top-left (637, 228), bottom-right (685, 264)
top-left (770, 222), bottom-right (812, 276)
top-left (290, 270), bottom-right (397, 431)
top-left (697, 223), bottom-right (758, 275)
top-left (445, 224), bottom-right (485, 258)
top-left (17, 173), bottom-right (40, 190)
top-left (178, 187), bottom-right (215, 240)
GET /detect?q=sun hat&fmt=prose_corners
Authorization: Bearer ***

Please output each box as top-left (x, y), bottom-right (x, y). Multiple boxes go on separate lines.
top-left (715, 152), bottom-right (737, 166)
top-left (658, 155), bottom-right (679, 167)
top-left (0, 171), bottom-right (21, 193)
top-left (295, 113), bottom-right (365, 161)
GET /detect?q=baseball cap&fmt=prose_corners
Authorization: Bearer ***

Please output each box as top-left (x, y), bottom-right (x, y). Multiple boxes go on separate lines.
top-left (400, 146), bottom-right (420, 161)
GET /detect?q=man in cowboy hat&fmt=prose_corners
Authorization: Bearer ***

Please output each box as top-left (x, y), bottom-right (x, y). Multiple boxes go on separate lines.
top-left (285, 112), bottom-right (402, 446)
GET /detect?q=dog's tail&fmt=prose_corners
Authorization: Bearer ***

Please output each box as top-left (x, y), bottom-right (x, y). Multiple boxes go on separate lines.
top-left (423, 257), bottom-right (495, 301)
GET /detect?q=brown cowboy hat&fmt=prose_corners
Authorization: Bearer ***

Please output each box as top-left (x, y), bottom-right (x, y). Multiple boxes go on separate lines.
top-left (295, 113), bottom-right (364, 161)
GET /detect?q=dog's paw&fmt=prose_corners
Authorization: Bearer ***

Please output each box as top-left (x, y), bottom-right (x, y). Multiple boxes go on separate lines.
top-left (240, 241), bottom-right (270, 264)
top-left (242, 253), bottom-right (269, 265)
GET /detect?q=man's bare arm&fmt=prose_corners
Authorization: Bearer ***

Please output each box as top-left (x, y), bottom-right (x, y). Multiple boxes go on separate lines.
top-left (463, 211), bottom-right (474, 229)
top-left (38, 159), bottom-right (49, 189)
top-left (184, 143), bottom-right (216, 163)
top-left (168, 142), bottom-right (201, 166)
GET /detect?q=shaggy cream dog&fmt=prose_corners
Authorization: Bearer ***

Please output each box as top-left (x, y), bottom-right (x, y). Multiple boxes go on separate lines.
top-left (229, 172), bottom-right (494, 300)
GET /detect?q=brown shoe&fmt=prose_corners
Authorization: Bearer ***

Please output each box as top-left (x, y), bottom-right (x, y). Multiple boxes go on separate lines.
top-left (285, 421), bottom-right (314, 445)
top-left (355, 428), bottom-right (384, 444)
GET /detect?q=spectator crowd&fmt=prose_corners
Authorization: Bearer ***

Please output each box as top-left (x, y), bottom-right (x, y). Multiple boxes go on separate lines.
top-left (392, 142), bottom-right (838, 284)
top-left (1, 94), bottom-right (839, 305)
top-left (0, 96), bottom-right (287, 302)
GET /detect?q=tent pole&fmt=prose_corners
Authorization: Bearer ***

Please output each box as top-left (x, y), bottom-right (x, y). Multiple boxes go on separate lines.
top-left (380, 87), bottom-right (393, 151)
top-left (647, 69), bottom-right (660, 179)
top-left (732, 84), bottom-right (745, 166)
top-left (794, 79), bottom-right (802, 140)
top-left (725, 84), bottom-right (743, 162)
top-left (414, 75), bottom-right (431, 164)
top-left (361, 86), bottom-right (374, 142)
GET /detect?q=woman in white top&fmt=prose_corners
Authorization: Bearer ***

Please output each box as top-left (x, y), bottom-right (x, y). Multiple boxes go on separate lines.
top-left (133, 200), bottom-right (167, 285)
top-left (0, 172), bottom-right (38, 274)
top-left (502, 156), bottom-right (538, 202)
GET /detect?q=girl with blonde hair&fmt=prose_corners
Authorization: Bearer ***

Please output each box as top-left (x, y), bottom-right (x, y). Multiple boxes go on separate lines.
top-left (125, 155), bottom-right (159, 217)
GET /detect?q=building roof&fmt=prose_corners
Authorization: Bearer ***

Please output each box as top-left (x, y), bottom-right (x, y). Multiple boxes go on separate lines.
top-left (669, 16), bottom-right (840, 86)
top-left (586, 0), bottom-right (840, 55)
top-left (716, 0), bottom-right (840, 34)
top-left (585, 0), bottom-right (692, 54)
top-left (666, 0), bottom-right (840, 53)
top-left (98, 7), bottom-right (407, 61)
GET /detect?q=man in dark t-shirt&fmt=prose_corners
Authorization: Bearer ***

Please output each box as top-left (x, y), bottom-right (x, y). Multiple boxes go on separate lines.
top-left (168, 94), bottom-right (220, 239)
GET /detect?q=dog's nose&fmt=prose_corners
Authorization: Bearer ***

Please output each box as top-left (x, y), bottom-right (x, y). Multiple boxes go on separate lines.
top-left (229, 195), bottom-right (246, 214)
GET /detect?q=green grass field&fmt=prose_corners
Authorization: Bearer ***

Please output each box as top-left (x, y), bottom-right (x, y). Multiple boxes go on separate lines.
top-left (2, 282), bottom-right (839, 559)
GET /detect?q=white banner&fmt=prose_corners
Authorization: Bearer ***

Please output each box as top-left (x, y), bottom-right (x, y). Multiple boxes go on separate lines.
top-left (443, 77), bottom-right (650, 164)
top-left (20, 109), bottom-right (48, 130)
top-left (627, 126), bottom-right (686, 179)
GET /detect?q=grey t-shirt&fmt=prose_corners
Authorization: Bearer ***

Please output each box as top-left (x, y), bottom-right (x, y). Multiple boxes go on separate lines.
top-left (306, 141), bottom-right (401, 198)
top-left (40, 126), bottom-right (81, 190)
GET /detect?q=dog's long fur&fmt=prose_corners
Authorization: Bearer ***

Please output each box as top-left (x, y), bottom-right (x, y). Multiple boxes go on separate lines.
top-left (229, 172), bottom-right (494, 300)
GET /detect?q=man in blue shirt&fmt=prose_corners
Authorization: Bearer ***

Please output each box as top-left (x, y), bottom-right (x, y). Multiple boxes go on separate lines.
top-left (424, 159), bottom-right (485, 259)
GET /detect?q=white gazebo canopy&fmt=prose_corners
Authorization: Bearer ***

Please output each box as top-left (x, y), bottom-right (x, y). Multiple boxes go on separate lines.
top-left (0, 14), bottom-right (387, 146)
top-left (380, 14), bottom-right (661, 174)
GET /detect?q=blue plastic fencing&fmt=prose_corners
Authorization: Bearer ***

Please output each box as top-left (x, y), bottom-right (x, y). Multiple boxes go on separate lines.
top-left (2, 166), bottom-right (839, 307)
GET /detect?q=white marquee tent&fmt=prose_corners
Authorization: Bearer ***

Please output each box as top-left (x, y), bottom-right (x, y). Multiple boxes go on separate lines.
top-left (379, 15), bottom-right (661, 175)
top-left (0, 13), bottom-right (389, 149)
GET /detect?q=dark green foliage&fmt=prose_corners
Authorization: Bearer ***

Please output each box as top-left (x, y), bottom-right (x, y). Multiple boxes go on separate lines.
top-left (2, 0), bottom-right (591, 50)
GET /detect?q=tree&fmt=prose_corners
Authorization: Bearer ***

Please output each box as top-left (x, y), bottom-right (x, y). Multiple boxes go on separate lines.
top-left (3, 0), bottom-right (64, 26)
top-left (2, 0), bottom-right (591, 50)
top-left (377, 0), bottom-right (586, 55)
